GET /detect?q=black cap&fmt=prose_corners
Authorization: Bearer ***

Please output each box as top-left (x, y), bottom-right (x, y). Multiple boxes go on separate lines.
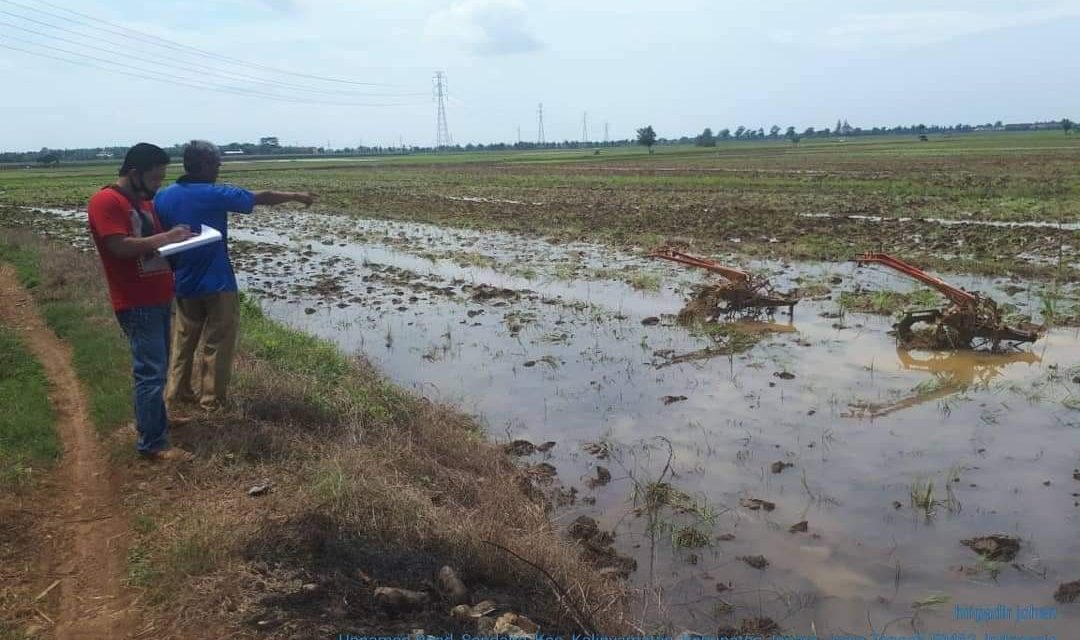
top-left (118, 143), bottom-right (170, 176)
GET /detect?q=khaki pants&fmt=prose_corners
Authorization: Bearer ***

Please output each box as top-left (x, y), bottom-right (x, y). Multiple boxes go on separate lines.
top-left (166, 292), bottom-right (239, 411)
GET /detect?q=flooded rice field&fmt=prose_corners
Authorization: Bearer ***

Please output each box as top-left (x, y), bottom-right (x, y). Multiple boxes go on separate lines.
top-left (21, 207), bottom-right (1080, 635)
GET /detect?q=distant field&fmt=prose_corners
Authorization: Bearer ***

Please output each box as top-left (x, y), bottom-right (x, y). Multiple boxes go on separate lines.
top-left (2, 131), bottom-right (1078, 278)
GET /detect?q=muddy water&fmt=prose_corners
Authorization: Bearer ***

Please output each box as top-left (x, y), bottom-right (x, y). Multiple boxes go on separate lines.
top-left (23, 207), bottom-right (1080, 636)
top-left (800, 211), bottom-right (1080, 232)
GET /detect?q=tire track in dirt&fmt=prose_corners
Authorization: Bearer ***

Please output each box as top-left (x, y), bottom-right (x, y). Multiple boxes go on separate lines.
top-left (0, 265), bottom-right (136, 639)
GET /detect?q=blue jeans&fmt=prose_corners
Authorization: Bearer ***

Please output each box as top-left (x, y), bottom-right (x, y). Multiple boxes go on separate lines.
top-left (116, 305), bottom-right (171, 454)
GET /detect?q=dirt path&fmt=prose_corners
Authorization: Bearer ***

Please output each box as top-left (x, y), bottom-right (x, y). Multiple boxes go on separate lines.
top-left (0, 265), bottom-right (136, 639)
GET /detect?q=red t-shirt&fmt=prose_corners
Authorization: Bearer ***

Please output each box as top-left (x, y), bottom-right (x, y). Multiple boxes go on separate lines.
top-left (87, 187), bottom-right (174, 311)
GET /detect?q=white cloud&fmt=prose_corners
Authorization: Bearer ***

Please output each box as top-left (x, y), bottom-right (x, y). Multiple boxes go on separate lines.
top-left (772, 4), bottom-right (1080, 49)
top-left (425, 0), bottom-right (543, 55)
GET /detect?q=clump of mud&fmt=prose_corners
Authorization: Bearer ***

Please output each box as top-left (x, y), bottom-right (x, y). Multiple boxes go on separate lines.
top-left (1054, 580), bottom-right (1080, 603)
top-left (566, 516), bottom-right (637, 578)
top-left (961, 534), bottom-right (1021, 562)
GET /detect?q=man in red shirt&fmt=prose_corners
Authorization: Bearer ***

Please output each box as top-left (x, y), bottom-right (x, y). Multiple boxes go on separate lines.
top-left (88, 143), bottom-right (195, 461)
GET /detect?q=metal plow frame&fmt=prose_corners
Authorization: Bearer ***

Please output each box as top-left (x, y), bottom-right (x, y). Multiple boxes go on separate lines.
top-left (855, 252), bottom-right (1042, 350)
top-left (649, 247), bottom-right (799, 320)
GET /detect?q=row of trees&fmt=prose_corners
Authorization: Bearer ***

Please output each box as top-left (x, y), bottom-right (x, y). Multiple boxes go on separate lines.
top-left (8, 118), bottom-right (1076, 166)
top-left (7, 139), bottom-right (654, 166)
top-left (690, 118), bottom-right (1076, 147)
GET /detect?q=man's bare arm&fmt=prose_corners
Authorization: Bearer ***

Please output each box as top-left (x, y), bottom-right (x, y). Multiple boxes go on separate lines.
top-left (103, 225), bottom-right (193, 259)
top-left (252, 191), bottom-right (315, 207)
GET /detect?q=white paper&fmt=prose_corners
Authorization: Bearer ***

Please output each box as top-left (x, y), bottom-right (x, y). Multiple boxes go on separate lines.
top-left (158, 224), bottom-right (223, 257)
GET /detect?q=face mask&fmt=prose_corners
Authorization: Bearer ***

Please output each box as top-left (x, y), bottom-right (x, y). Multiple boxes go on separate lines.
top-left (131, 171), bottom-right (156, 199)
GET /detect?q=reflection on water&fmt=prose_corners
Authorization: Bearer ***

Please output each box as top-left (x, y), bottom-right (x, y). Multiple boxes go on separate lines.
top-left (846, 347), bottom-right (1043, 419)
top-left (728, 319), bottom-right (799, 334)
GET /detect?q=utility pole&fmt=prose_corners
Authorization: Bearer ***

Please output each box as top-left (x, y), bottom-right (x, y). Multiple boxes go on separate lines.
top-left (433, 71), bottom-right (452, 150)
top-left (582, 111), bottom-right (588, 144)
top-left (537, 103), bottom-right (545, 145)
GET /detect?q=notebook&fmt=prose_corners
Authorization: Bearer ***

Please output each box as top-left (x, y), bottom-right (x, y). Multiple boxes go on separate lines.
top-left (158, 225), bottom-right (223, 257)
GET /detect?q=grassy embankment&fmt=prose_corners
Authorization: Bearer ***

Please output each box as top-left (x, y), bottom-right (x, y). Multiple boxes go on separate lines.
top-left (0, 228), bottom-right (625, 638)
top-left (0, 325), bottom-right (56, 488)
top-left (0, 236), bottom-right (131, 435)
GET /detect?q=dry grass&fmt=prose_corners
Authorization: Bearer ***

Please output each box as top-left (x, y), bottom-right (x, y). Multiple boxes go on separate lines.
top-left (123, 341), bottom-right (630, 638)
top-left (0, 491), bottom-right (56, 639)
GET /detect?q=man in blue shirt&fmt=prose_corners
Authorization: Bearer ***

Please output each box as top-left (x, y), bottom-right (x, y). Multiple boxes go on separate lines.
top-left (155, 140), bottom-right (314, 412)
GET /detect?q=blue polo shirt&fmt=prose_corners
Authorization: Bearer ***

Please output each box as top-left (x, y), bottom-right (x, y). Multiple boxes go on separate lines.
top-left (154, 177), bottom-right (255, 298)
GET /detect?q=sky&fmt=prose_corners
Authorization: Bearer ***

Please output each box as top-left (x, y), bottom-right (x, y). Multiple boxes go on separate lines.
top-left (1, 0), bottom-right (1079, 151)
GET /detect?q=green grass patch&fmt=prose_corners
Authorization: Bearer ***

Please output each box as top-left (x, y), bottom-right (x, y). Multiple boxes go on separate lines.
top-left (0, 240), bottom-right (41, 290)
top-left (451, 251), bottom-right (499, 270)
top-left (626, 271), bottom-right (662, 292)
top-left (126, 543), bottom-right (159, 589)
top-left (238, 295), bottom-right (407, 426)
top-left (239, 294), bottom-right (349, 385)
top-left (839, 288), bottom-right (941, 315)
top-left (671, 524), bottom-right (710, 549)
top-left (41, 301), bottom-right (131, 433)
top-left (0, 233), bottom-right (132, 434)
top-left (0, 326), bottom-right (58, 487)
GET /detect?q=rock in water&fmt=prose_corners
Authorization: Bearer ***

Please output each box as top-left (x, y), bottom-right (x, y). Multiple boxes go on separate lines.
top-left (739, 497), bottom-right (776, 512)
top-left (503, 440), bottom-right (536, 456)
top-left (739, 555), bottom-right (769, 570)
top-left (770, 461), bottom-right (793, 474)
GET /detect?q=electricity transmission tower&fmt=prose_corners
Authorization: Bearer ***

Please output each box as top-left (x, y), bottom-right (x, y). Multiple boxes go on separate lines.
top-left (433, 71), bottom-right (452, 149)
top-left (604, 121), bottom-right (609, 144)
top-left (582, 112), bottom-right (588, 144)
top-left (537, 103), bottom-right (545, 145)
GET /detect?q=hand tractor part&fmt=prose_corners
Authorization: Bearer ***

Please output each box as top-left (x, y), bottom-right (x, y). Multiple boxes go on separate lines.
top-left (853, 252), bottom-right (1042, 350)
top-left (648, 247), bottom-right (799, 322)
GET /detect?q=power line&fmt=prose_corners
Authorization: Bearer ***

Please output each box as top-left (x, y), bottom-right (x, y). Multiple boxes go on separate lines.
top-left (537, 103), bottom-right (545, 145)
top-left (0, 40), bottom-right (426, 107)
top-left (2, 0), bottom-right (396, 87)
top-left (0, 16), bottom-right (427, 98)
top-left (433, 71), bottom-right (452, 149)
